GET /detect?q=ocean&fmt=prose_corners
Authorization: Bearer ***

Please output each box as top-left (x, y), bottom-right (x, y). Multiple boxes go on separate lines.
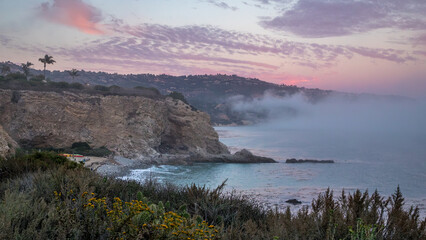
top-left (122, 95), bottom-right (426, 216)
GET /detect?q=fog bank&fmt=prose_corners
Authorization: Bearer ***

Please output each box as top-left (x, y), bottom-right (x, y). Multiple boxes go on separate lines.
top-left (231, 93), bottom-right (426, 136)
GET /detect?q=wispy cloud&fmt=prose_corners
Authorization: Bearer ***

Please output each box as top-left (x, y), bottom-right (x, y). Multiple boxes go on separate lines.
top-left (42, 22), bottom-right (415, 77)
top-left (3, 18), bottom-right (417, 80)
top-left (259, 0), bottom-right (426, 38)
top-left (411, 32), bottom-right (426, 46)
top-left (205, 0), bottom-right (238, 11)
top-left (39, 0), bottom-right (104, 35)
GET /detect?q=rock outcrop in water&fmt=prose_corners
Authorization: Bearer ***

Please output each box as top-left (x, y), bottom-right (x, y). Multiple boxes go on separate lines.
top-left (187, 149), bottom-right (276, 163)
top-left (0, 89), bottom-right (229, 159)
top-left (286, 158), bottom-right (334, 163)
top-left (285, 199), bottom-right (302, 205)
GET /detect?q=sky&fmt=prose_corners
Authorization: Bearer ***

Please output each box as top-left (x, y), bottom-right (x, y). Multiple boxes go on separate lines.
top-left (0, 0), bottom-right (425, 97)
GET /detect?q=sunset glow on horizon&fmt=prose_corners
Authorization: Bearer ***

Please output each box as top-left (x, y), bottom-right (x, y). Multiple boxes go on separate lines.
top-left (1, 0), bottom-right (425, 97)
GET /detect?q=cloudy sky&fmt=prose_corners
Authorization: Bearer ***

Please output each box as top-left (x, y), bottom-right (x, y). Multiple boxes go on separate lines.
top-left (1, 0), bottom-right (425, 97)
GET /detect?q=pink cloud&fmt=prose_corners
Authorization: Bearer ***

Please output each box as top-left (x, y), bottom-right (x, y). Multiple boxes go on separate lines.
top-left (40, 0), bottom-right (104, 35)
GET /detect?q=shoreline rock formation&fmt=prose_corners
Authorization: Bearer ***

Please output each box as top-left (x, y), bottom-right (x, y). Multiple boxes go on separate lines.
top-left (0, 125), bottom-right (17, 158)
top-left (0, 89), bottom-right (275, 164)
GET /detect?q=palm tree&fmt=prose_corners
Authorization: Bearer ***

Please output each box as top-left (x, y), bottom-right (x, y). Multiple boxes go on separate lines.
top-left (1, 65), bottom-right (10, 76)
top-left (38, 54), bottom-right (55, 80)
top-left (66, 68), bottom-right (79, 81)
top-left (21, 62), bottom-right (33, 80)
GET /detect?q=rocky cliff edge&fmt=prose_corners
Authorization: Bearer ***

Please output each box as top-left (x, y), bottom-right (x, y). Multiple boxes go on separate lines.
top-left (0, 89), bottom-right (228, 159)
top-left (0, 125), bottom-right (17, 158)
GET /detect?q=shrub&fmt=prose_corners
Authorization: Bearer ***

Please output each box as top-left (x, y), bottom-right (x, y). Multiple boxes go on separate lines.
top-left (5, 72), bottom-right (26, 81)
top-left (50, 81), bottom-right (70, 89)
top-left (134, 86), bottom-right (161, 96)
top-left (39, 143), bottom-right (112, 157)
top-left (70, 82), bottom-right (84, 89)
top-left (94, 85), bottom-right (109, 92)
top-left (168, 91), bottom-right (188, 104)
top-left (30, 74), bottom-right (45, 82)
top-left (0, 151), bottom-right (82, 181)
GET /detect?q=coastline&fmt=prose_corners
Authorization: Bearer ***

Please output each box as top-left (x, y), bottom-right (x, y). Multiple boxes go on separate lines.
top-left (83, 149), bottom-right (277, 177)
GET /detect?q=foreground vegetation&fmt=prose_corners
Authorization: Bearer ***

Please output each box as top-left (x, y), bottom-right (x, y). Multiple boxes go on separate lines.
top-left (0, 72), bottom-right (163, 99)
top-left (36, 142), bottom-right (112, 158)
top-left (0, 152), bottom-right (425, 239)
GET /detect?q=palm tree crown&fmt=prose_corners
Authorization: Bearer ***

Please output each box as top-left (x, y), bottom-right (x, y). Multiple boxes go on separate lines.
top-left (21, 61), bottom-right (33, 80)
top-left (66, 69), bottom-right (79, 80)
top-left (38, 54), bottom-right (55, 80)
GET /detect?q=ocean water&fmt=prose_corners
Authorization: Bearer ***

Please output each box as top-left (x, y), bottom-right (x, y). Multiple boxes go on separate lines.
top-left (122, 96), bottom-right (426, 216)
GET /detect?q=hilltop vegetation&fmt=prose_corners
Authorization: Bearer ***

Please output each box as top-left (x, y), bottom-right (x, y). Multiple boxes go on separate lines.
top-left (1, 61), bottom-right (333, 125)
top-left (0, 71), bottom-right (163, 100)
top-left (0, 152), bottom-right (424, 239)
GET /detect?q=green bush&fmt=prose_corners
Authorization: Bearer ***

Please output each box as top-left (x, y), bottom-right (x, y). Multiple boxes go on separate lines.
top-left (134, 86), bottom-right (161, 96)
top-left (30, 74), bottom-right (45, 82)
top-left (168, 91), bottom-right (188, 104)
top-left (0, 151), bottom-right (82, 181)
top-left (69, 82), bottom-right (84, 89)
top-left (5, 72), bottom-right (26, 81)
top-left (49, 81), bottom-right (70, 89)
top-left (39, 142), bottom-right (112, 157)
top-left (94, 85), bottom-right (109, 92)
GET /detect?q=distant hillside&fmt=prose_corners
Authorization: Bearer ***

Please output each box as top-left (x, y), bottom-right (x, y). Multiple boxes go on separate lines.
top-left (1, 61), bottom-right (407, 125)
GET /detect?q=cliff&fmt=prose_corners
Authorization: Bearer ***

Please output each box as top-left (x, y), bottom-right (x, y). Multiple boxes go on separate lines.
top-left (0, 89), bottom-right (229, 159)
top-left (0, 125), bottom-right (17, 158)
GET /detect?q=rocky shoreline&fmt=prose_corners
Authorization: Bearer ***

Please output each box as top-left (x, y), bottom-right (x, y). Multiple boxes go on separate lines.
top-left (82, 149), bottom-right (276, 177)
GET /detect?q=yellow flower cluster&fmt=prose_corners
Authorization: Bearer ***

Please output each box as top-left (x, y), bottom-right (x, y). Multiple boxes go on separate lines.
top-left (160, 211), bottom-right (218, 239)
top-left (55, 191), bottom-right (219, 239)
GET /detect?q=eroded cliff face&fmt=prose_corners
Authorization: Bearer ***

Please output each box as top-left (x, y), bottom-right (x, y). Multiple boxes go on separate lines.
top-left (0, 125), bottom-right (17, 158)
top-left (0, 89), bottom-right (228, 159)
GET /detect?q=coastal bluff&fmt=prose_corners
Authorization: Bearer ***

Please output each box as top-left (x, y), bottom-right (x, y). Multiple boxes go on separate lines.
top-left (0, 125), bottom-right (17, 157)
top-left (0, 89), bottom-right (229, 159)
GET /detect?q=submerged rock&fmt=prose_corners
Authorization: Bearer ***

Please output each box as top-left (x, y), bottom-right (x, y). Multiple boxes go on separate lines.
top-left (286, 158), bottom-right (334, 163)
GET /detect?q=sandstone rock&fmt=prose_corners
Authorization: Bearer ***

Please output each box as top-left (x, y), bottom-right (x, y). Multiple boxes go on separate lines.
top-left (0, 90), bottom-right (228, 159)
top-left (0, 125), bottom-right (17, 158)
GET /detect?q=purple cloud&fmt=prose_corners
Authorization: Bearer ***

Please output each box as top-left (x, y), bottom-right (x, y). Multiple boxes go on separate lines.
top-left (50, 22), bottom-right (415, 73)
top-left (411, 32), bottom-right (426, 46)
top-left (205, 0), bottom-right (238, 11)
top-left (259, 0), bottom-right (426, 38)
top-left (3, 20), bottom-right (415, 77)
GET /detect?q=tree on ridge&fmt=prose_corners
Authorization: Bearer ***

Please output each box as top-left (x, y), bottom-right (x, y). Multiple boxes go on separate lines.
top-left (38, 54), bottom-right (55, 80)
top-left (21, 61), bottom-right (33, 80)
top-left (66, 68), bottom-right (79, 81)
top-left (1, 65), bottom-right (11, 76)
